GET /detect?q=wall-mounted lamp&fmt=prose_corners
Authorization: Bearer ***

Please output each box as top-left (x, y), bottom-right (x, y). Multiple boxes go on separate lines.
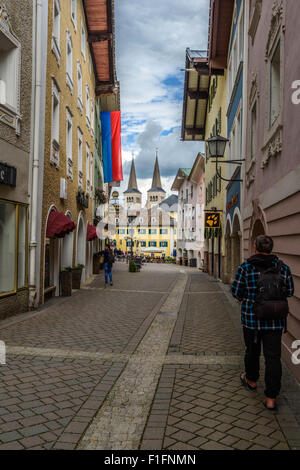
top-left (206, 135), bottom-right (245, 183)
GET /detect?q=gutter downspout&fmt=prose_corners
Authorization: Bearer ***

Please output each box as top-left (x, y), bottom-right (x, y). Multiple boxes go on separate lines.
top-left (241, 0), bottom-right (249, 261)
top-left (29, 0), bottom-right (43, 309)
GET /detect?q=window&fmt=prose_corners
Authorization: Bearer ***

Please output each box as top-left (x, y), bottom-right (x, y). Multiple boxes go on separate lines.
top-left (77, 62), bottom-right (83, 110)
top-left (140, 241), bottom-right (146, 247)
top-left (81, 23), bottom-right (86, 59)
top-left (78, 128), bottom-right (83, 186)
top-left (160, 229), bottom-right (168, 234)
top-left (270, 41), bottom-right (281, 127)
top-left (18, 206), bottom-right (27, 289)
top-left (90, 100), bottom-right (94, 135)
top-left (149, 229), bottom-right (157, 235)
top-left (118, 229), bottom-right (125, 234)
top-left (149, 241), bottom-right (157, 247)
top-left (251, 102), bottom-right (257, 159)
top-left (86, 85), bottom-right (90, 127)
top-left (0, 6), bottom-right (21, 133)
top-left (239, 15), bottom-right (243, 63)
top-left (86, 144), bottom-right (90, 191)
top-left (66, 31), bottom-right (73, 91)
top-left (0, 201), bottom-right (28, 295)
top-left (71, 0), bottom-right (77, 29)
top-left (138, 228), bottom-right (146, 234)
top-left (90, 152), bottom-right (93, 196)
top-left (50, 80), bottom-right (60, 167)
top-left (160, 241), bottom-right (168, 248)
top-left (66, 108), bottom-right (73, 178)
top-left (89, 53), bottom-right (92, 74)
top-left (52, 0), bottom-right (61, 64)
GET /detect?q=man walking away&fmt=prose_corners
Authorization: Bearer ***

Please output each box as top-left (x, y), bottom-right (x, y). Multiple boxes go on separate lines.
top-left (231, 235), bottom-right (294, 410)
top-left (103, 246), bottom-right (114, 287)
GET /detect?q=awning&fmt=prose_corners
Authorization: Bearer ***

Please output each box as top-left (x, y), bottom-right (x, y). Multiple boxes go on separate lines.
top-left (46, 211), bottom-right (76, 239)
top-left (87, 224), bottom-right (97, 241)
top-left (141, 248), bottom-right (164, 253)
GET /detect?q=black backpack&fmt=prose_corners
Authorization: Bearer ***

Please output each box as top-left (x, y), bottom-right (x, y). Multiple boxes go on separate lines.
top-left (253, 261), bottom-right (289, 321)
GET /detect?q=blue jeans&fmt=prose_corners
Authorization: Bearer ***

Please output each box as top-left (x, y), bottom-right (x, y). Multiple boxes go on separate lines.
top-left (104, 263), bottom-right (112, 284)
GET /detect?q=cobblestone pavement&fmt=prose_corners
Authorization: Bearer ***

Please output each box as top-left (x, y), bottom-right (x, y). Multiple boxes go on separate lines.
top-left (0, 263), bottom-right (299, 450)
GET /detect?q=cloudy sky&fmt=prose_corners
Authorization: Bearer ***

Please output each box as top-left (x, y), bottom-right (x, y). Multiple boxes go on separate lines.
top-left (114, 0), bottom-right (209, 204)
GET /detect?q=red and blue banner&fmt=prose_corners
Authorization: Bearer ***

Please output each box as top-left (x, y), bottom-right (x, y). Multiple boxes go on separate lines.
top-left (100, 111), bottom-right (123, 183)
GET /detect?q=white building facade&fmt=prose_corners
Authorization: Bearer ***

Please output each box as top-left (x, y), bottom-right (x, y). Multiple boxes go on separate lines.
top-left (172, 155), bottom-right (205, 269)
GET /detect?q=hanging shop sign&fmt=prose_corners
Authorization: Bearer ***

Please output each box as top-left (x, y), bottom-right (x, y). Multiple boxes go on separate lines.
top-left (0, 162), bottom-right (16, 187)
top-left (205, 212), bottom-right (221, 229)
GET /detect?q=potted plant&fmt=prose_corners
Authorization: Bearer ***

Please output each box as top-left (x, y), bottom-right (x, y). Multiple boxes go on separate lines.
top-left (72, 264), bottom-right (84, 289)
top-left (93, 253), bottom-right (100, 274)
top-left (95, 188), bottom-right (108, 204)
top-left (129, 261), bottom-right (137, 273)
top-left (60, 267), bottom-right (72, 296)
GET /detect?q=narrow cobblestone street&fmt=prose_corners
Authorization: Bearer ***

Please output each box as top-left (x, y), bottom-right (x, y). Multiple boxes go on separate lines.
top-left (0, 262), bottom-right (299, 450)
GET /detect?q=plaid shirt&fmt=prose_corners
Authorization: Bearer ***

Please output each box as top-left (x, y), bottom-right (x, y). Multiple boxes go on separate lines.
top-left (231, 256), bottom-right (294, 330)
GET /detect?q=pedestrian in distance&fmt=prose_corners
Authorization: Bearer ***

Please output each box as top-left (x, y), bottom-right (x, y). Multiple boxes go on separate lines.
top-left (231, 235), bottom-right (294, 411)
top-left (103, 245), bottom-right (115, 287)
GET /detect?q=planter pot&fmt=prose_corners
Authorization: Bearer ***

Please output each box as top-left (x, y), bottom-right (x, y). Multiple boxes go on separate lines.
top-left (60, 271), bottom-right (72, 296)
top-left (99, 254), bottom-right (104, 270)
top-left (72, 268), bottom-right (82, 289)
top-left (93, 255), bottom-right (100, 274)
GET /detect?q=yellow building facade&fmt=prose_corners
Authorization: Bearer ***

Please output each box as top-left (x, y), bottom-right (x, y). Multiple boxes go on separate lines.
top-left (204, 73), bottom-right (227, 279)
top-left (113, 213), bottom-right (177, 259)
top-left (40, 0), bottom-right (96, 302)
top-left (110, 158), bottom-right (177, 259)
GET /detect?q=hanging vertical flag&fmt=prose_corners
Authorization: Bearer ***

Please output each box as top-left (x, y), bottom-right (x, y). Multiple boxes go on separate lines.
top-left (100, 111), bottom-right (123, 183)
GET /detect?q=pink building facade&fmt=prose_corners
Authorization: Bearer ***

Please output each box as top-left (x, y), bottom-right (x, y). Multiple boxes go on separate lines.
top-left (243, 0), bottom-right (300, 381)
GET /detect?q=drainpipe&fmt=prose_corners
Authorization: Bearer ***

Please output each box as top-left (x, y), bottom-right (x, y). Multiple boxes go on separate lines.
top-left (241, 0), bottom-right (249, 261)
top-left (29, 0), bottom-right (44, 309)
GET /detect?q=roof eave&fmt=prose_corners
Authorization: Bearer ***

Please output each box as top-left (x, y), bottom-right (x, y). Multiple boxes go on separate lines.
top-left (181, 51), bottom-right (209, 142)
top-left (208, 0), bottom-right (235, 71)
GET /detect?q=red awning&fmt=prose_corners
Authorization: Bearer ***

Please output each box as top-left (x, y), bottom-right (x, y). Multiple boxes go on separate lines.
top-left (87, 224), bottom-right (97, 241)
top-left (46, 211), bottom-right (76, 239)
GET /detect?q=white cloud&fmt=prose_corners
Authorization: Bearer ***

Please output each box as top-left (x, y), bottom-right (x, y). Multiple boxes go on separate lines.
top-left (115, 0), bottom-right (210, 202)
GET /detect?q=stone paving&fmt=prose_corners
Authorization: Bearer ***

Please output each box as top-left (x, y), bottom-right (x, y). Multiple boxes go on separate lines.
top-left (0, 262), bottom-right (299, 450)
top-left (0, 264), bottom-right (178, 354)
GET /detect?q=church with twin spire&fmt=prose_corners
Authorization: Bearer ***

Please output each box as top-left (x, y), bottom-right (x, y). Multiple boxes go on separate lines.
top-left (124, 150), bottom-right (166, 211)
top-left (112, 151), bottom-right (178, 259)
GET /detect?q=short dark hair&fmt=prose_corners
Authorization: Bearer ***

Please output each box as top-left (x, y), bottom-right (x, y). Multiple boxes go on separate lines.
top-left (255, 235), bottom-right (273, 254)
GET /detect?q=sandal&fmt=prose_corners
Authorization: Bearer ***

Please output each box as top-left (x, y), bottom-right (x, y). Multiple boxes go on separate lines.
top-left (264, 400), bottom-right (277, 411)
top-left (240, 372), bottom-right (257, 391)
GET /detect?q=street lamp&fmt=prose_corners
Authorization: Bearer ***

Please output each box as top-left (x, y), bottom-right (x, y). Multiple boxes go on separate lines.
top-left (206, 135), bottom-right (245, 183)
top-left (127, 214), bottom-right (136, 258)
top-left (206, 135), bottom-right (229, 159)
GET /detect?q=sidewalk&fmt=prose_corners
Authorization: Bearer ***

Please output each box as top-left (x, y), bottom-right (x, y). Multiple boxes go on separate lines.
top-left (0, 263), bottom-right (299, 450)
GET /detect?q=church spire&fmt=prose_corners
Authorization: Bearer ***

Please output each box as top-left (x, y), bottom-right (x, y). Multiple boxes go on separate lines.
top-left (124, 154), bottom-right (141, 194)
top-left (151, 148), bottom-right (163, 190)
top-left (128, 157), bottom-right (138, 191)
